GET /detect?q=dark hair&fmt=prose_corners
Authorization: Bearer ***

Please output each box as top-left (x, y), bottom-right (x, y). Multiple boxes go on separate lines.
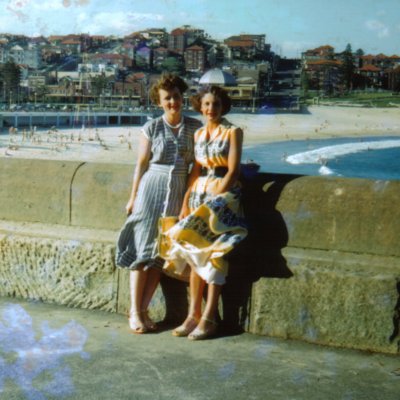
top-left (190, 85), bottom-right (231, 115)
top-left (149, 74), bottom-right (188, 104)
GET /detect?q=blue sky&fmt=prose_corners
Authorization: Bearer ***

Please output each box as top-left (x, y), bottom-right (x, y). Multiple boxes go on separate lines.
top-left (1, 0), bottom-right (399, 57)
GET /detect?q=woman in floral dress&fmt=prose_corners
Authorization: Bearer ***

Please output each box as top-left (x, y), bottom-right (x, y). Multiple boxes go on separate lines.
top-left (162, 85), bottom-right (248, 340)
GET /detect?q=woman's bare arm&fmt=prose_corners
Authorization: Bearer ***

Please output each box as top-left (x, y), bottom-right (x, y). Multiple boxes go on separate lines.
top-left (213, 127), bottom-right (243, 195)
top-left (126, 134), bottom-right (152, 215)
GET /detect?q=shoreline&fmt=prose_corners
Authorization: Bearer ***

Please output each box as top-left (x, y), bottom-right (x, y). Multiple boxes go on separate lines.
top-left (1, 106), bottom-right (400, 164)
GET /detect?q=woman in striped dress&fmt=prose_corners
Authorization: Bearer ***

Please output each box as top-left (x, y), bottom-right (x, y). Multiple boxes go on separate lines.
top-left (116, 74), bottom-right (202, 334)
top-left (161, 86), bottom-right (248, 340)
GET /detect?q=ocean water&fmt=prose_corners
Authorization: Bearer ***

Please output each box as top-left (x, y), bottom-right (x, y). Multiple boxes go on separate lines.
top-left (243, 136), bottom-right (400, 181)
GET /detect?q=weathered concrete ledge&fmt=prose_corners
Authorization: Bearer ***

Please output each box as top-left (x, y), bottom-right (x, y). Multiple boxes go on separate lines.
top-left (0, 158), bottom-right (399, 354)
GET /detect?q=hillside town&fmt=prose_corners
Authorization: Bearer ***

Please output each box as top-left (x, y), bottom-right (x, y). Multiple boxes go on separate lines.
top-left (0, 25), bottom-right (400, 113)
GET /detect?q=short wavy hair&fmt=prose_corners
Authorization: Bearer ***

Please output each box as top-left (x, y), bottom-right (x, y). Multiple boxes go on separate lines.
top-left (190, 85), bottom-right (231, 116)
top-left (149, 74), bottom-right (188, 105)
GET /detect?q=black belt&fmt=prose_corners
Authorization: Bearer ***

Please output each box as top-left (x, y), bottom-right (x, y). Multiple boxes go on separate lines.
top-left (200, 166), bottom-right (228, 177)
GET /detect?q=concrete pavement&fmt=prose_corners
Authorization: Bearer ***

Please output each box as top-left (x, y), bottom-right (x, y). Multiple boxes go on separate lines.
top-left (0, 297), bottom-right (399, 400)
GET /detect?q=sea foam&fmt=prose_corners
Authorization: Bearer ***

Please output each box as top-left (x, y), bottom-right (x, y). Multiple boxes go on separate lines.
top-left (286, 140), bottom-right (400, 165)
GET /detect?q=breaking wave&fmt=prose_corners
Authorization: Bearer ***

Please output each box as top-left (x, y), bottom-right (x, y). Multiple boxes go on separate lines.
top-left (286, 140), bottom-right (400, 165)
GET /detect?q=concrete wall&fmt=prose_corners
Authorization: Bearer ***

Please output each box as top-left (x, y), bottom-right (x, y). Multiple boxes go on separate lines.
top-left (0, 158), bottom-right (399, 354)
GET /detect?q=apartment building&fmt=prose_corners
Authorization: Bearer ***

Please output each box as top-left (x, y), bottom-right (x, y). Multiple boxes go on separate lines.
top-left (226, 34), bottom-right (266, 51)
top-left (184, 45), bottom-right (206, 72)
top-left (168, 26), bottom-right (204, 55)
top-left (153, 47), bottom-right (169, 68)
top-left (302, 45), bottom-right (335, 61)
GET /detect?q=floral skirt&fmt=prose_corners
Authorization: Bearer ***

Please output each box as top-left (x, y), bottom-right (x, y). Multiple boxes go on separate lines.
top-left (161, 187), bottom-right (248, 284)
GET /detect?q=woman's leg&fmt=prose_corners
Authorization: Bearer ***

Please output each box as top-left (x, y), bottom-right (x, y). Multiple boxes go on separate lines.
top-left (172, 268), bottom-right (205, 336)
top-left (196, 283), bottom-right (221, 331)
top-left (129, 267), bottom-right (147, 333)
top-left (187, 283), bottom-right (221, 340)
top-left (188, 269), bottom-right (206, 320)
top-left (141, 268), bottom-right (161, 311)
top-left (140, 267), bottom-right (162, 330)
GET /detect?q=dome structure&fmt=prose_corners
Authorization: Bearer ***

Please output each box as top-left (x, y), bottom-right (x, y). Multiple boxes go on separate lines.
top-left (199, 68), bottom-right (237, 86)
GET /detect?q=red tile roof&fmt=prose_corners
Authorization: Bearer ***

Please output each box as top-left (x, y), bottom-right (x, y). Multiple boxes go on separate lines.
top-left (359, 65), bottom-right (381, 72)
top-left (225, 40), bottom-right (255, 48)
top-left (305, 45), bottom-right (334, 53)
top-left (306, 59), bottom-right (342, 66)
top-left (186, 45), bottom-right (204, 51)
top-left (61, 39), bottom-right (81, 45)
top-left (170, 28), bottom-right (186, 36)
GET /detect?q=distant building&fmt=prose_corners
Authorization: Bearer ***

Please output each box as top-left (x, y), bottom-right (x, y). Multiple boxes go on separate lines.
top-left (8, 45), bottom-right (24, 64)
top-left (120, 42), bottom-right (135, 59)
top-left (206, 45), bottom-right (226, 68)
top-left (91, 35), bottom-right (108, 48)
top-left (236, 62), bottom-right (271, 95)
top-left (357, 53), bottom-right (400, 89)
top-left (135, 45), bottom-right (152, 68)
top-left (41, 45), bottom-right (64, 64)
top-left (168, 28), bottom-right (188, 55)
top-left (78, 63), bottom-right (107, 73)
top-left (90, 53), bottom-right (133, 69)
top-left (47, 35), bottom-right (66, 46)
top-left (168, 26), bottom-right (204, 55)
top-left (360, 53), bottom-right (400, 70)
top-left (302, 45), bottom-right (335, 61)
top-left (0, 44), bottom-right (7, 63)
top-left (359, 64), bottom-right (382, 87)
top-left (185, 45), bottom-right (206, 72)
top-left (184, 26), bottom-right (205, 46)
top-left (48, 34), bottom-right (92, 54)
top-left (27, 72), bottom-right (47, 89)
top-left (1, 43), bottom-right (42, 68)
top-left (153, 47), bottom-right (169, 68)
top-left (61, 38), bottom-right (82, 55)
top-left (301, 45), bottom-right (344, 93)
top-left (224, 38), bottom-right (256, 60)
top-left (197, 68), bottom-right (260, 108)
top-left (114, 72), bottom-right (147, 104)
top-left (24, 44), bottom-right (42, 69)
top-left (387, 65), bottom-right (400, 91)
top-left (127, 28), bottom-right (167, 47)
top-left (225, 34), bottom-right (266, 51)
top-left (303, 59), bottom-right (343, 93)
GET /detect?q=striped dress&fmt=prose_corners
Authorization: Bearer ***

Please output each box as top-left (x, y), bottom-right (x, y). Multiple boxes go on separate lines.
top-left (162, 118), bottom-right (248, 284)
top-left (115, 115), bottom-right (202, 270)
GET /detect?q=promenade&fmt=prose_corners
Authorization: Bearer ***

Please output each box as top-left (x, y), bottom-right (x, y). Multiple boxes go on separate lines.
top-left (1, 107), bottom-right (400, 399)
top-left (0, 297), bottom-right (399, 400)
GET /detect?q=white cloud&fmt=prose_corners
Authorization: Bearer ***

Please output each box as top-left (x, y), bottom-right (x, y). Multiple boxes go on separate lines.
top-left (78, 12), bottom-right (164, 35)
top-left (31, 0), bottom-right (64, 10)
top-left (365, 19), bottom-right (390, 38)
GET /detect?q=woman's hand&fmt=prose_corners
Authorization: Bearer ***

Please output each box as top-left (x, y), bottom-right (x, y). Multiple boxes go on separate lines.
top-left (125, 197), bottom-right (135, 216)
top-left (179, 203), bottom-right (190, 220)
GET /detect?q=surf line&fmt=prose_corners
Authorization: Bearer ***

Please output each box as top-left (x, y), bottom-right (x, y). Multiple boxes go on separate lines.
top-left (286, 139), bottom-right (400, 165)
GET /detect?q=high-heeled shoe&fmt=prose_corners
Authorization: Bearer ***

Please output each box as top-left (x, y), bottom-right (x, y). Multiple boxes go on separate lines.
top-left (141, 310), bottom-right (158, 332)
top-left (172, 316), bottom-right (199, 337)
top-left (128, 311), bottom-right (148, 334)
top-left (187, 316), bottom-right (218, 341)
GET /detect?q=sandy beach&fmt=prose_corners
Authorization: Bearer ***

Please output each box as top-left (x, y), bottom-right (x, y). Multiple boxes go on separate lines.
top-left (1, 106), bottom-right (399, 164)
